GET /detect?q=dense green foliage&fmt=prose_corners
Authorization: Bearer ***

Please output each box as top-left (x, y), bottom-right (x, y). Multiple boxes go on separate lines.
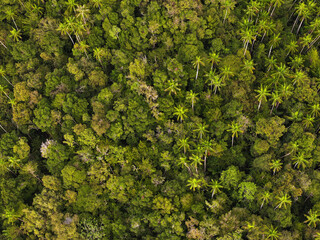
top-left (1, 0), bottom-right (320, 239)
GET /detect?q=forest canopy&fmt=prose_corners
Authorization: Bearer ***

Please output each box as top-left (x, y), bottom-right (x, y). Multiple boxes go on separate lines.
top-left (1, 0), bottom-right (320, 239)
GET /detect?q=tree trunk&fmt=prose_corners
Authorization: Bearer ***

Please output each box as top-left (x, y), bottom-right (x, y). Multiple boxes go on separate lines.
top-left (291, 15), bottom-right (299, 33)
top-left (66, 31), bottom-right (75, 45)
top-left (268, 45), bottom-right (273, 58)
top-left (223, 10), bottom-right (228, 24)
top-left (195, 64), bottom-right (199, 80)
top-left (0, 41), bottom-right (7, 49)
top-left (0, 123), bottom-right (7, 133)
top-left (296, 17), bottom-right (305, 34)
top-left (12, 17), bottom-right (18, 30)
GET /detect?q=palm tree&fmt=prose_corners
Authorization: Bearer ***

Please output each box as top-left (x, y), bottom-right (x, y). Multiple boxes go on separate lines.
top-left (0, 40), bottom-right (7, 49)
top-left (304, 209), bottom-right (320, 228)
top-left (187, 178), bottom-right (202, 191)
top-left (192, 56), bottom-right (205, 80)
top-left (259, 191), bottom-right (271, 209)
top-left (282, 141), bottom-right (299, 158)
top-left (220, 66), bottom-right (234, 81)
top-left (201, 139), bottom-right (213, 172)
top-left (76, 5), bottom-right (90, 25)
top-left (270, 91), bottom-right (282, 114)
top-left (266, 225), bottom-right (280, 240)
top-left (208, 180), bottom-right (223, 198)
top-left (296, 1), bottom-right (314, 34)
top-left (194, 123), bottom-right (208, 139)
top-left (221, 0), bottom-right (236, 24)
top-left (279, 83), bottom-right (293, 100)
top-left (227, 121), bottom-right (243, 147)
top-left (77, 41), bottom-right (90, 59)
top-left (269, 159), bottom-right (282, 175)
top-left (292, 70), bottom-right (308, 85)
top-left (299, 34), bottom-right (312, 54)
top-left (240, 27), bottom-right (256, 56)
top-left (255, 85), bottom-right (270, 111)
top-left (268, 33), bottom-right (281, 58)
top-left (186, 90), bottom-right (199, 112)
top-left (269, 0), bottom-right (285, 17)
top-left (289, 55), bottom-right (304, 70)
top-left (302, 114), bottom-right (315, 129)
top-left (177, 156), bottom-right (192, 175)
top-left (93, 47), bottom-right (105, 65)
top-left (271, 63), bottom-right (289, 84)
top-left (9, 28), bottom-right (21, 42)
top-left (65, 0), bottom-right (78, 14)
top-left (265, 56), bottom-right (277, 72)
top-left (57, 22), bottom-right (75, 44)
top-left (285, 40), bottom-right (298, 57)
top-left (90, 0), bottom-right (103, 9)
top-left (0, 66), bottom-right (13, 86)
top-left (245, 0), bottom-right (261, 22)
top-left (243, 59), bottom-right (255, 73)
top-left (205, 70), bottom-right (224, 94)
top-left (275, 193), bottom-right (292, 209)
top-left (310, 103), bottom-right (320, 117)
top-left (292, 152), bottom-right (309, 169)
top-left (190, 154), bottom-right (203, 174)
top-left (173, 105), bottom-right (188, 123)
top-left (208, 52), bottom-right (221, 70)
top-left (0, 85), bottom-right (12, 100)
top-left (177, 137), bottom-right (190, 154)
top-left (165, 80), bottom-right (180, 96)
top-left (5, 9), bottom-right (18, 30)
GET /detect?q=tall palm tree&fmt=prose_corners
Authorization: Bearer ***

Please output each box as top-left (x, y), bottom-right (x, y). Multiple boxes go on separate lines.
top-left (285, 40), bottom-right (298, 57)
top-left (296, 1), bottom-right (314, 34)
top-left (194, 123), bottom-right (208, 139)
top-left (266, 225), bottom-right (280, 240)
top-left (165, 80), bottom-right (181, 96)
top-left (255, 85), bottom-right (270, 110)
top-left (268, 33), bottom-right (281, 58)
top-left (310, 103), bottom-right (320, 117)
top-left (220, 66), bottom-right (234, 81)
top-left (93, 47), bottom-right (105, 65)
top-left (265, 56), bottom-right (277, 72)
top-left (279, 83), bottom-right (293, 100)
top-left (292, 152), bottom-right (309, 169)
top-left (240, 27), bottom-right (256, 56)
top-left (57, 22), bottom-right (75, 44)
top-left (206, 70), bottom-right (224, 94)
top-left (187, 178), bottom-right (202, 191)
top-left (208, 52), bottom-right (221, 70)
top-left (292, 70), bottom-right (308, 85)
top-left (173, 105), bottom-right (188, 123)
top-left (270, 91), bottom-right (282, 114)
top-left (289, 55), bottom-right (304, 70)
top-left (271, 63), bottom-right (289, 84)
top-left (227, 121), bottom-right (243, 147)
top-left (221, 0), bottom-right (236, 24)
top-left (77, 41), bottom-right (89, 59)
top-left (201, 139), bottom-right (213, 172)
top-left (5, 9), bottom-right (18, 30)
top-left (9, 28), bottom-right (21, 42)
top-left (304, 209), bottom-right (320, 228)
top-left (65, 0), bottom-right (78, 14)
top-left (208, 180), bottom-right (223, 198)
top-left (177, 157), bottom-right (192, 175)
top-left (0, 67), bottom-right (13, 86)
top-left (302, 114), bottom-right (315, 129)
top-left (243, 59), bottom-right (255, 73)
top-left (192, 56), bottom-right (205, 80)
top-left (259, 191), bottom-right (271, 209)
top-left (275, 193), bottom-right (292, 209)
top-left (177, 137), bottom-right (190, 154)
top-left (186, 90), bottom-right (199, 112)
top-left (299, 34), bottom-right (312, 54)
top-left (76, 5), bottom-right (90, 25)
top-left (190, 154), bottom-right (203, 174)
top-left (269, 159), bottom-right (282, 175)
top-left (270, 0), bottom-right (285, 17)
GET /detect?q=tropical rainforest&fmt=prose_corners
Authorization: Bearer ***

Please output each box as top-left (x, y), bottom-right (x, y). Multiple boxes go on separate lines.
top-left (1, 0), bottom-right (320, 239)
